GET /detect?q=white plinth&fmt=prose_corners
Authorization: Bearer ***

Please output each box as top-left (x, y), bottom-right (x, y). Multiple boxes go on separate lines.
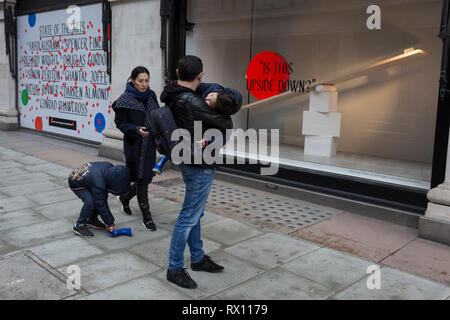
top-left (302, 111), bottom-right (341, 137)
top-left (304, 135), bottom-right (337, 157)
top-left (309, 91), bottom-right (338, 112)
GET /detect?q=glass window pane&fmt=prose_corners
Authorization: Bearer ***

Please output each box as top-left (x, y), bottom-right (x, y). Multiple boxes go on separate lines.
top-left (186, 0), bottom-right (442, 190)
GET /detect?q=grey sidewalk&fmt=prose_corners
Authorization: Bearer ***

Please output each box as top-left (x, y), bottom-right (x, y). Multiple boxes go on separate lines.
top-left (0, 130), bottom-right (449, 300)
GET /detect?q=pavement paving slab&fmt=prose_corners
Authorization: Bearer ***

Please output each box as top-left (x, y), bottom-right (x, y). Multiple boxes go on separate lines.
top-left (35, 199), bottom-right (89, 220)
top-left (85, 219), bottom-right (170, 251)
top-left (1, 180), bottom-right (65, 197)
top-left (155, 210), bottom-right (228, 231)
top-left (28, 236), bottom-right (106, 268)
top-left (154, 180), bottom-right (342, 235)
top-left (107, 194), bottom-right (181, 217)
top-left (202, 218), bottom-right (264, 246)
top-left (78, 275), bottom-right (191, 300)
top-left (332, 266), bottom-right (450, 300)
top-left (281, 247), bottom-right (374, 291)
top-left (224, 232), bottom-right (320, 270)
top-left (31, 148), bottom-right (123, 169)
top-left (210, 268), bottom-right (335, 300)
top-left (1, 218), bottom-right (75, 248)
top-left (0, 240), bottom-right (17, 256)
top-left (381, 238), bottom-right (450, 286)
top-left (0, 209), bottom-right (49, 231)
top-left (0, 251), bottom-right (78, 300)
top-left (23, 162), bottom-right (72, 174)
top-left (153, 250), bottom-right (265, 299)
top-left (0, 160), bottom-right (24, 169)
top-left (26, 188), bottom-right (78, 206)
top-left (0, 147), bottom-right (25, 160)
top-left (0, 167), bottom-right (30, 178)
top-left (0, 172), bottom-right (55, 187)
top-left (291, 213), bottom-right (418, 262)
top-left (2, 140), bottom-right (61, 153)
top-left (14, 155), bottom-right (50, 166)
top-left (129, 234), bottom-right (222, 268)
top-left (0, 196), bottom-right (38, 213)
top-left (57, 252), bottom-right (161, 293)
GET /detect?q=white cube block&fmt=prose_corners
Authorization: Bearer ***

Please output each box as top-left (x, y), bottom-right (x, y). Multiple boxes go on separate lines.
top-left (309, 91), bottom-right (338, 112)
top-left (304, 135), bottom-right (337, 157)
top-left (315, 85), bottom-right (337, 92)
top-left (302, 111), bottom-right (341, 137)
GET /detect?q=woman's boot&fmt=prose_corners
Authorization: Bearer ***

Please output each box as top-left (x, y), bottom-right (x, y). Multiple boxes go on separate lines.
top-left (137, 184), bottom-right (156, 231)
top-left (118, 183), bottom-right (137, 216)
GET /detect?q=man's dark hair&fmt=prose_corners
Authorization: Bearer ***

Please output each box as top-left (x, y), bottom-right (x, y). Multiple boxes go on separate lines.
top-left (215, 92), bottom-right (238, 115)
top-left (177, 55), bottom-right (203, 81)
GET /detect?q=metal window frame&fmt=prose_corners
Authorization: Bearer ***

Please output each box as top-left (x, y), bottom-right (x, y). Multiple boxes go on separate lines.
top-left (431, 0), bottom-right (450, 189)
top-left (161, 0), bottom-right (187, 83)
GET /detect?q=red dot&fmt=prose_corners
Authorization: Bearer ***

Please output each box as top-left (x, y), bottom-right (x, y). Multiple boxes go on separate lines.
top-left (35, 117), bottom-right (43, 130)
top-left (246, 51), bottom-right (290, 100)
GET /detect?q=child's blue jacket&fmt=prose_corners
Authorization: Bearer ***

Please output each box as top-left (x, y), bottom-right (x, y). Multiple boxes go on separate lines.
top-left (68, 162), bottom-right (130, 226)
top-left (197, 83), bottom-right (243, 114)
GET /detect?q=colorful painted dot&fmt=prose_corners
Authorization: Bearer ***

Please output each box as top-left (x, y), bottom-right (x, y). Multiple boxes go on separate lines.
top-left (21, 90), bottom-right (29, 106)
top-left (35, 116), bottom-right (43, 131)
top-left (94, 113), bottom-right (106, 133)
top-left (28, 14), bottom-right (36, 27)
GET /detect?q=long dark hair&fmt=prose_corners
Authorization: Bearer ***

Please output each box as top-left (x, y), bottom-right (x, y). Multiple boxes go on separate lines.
top-left (129, 66), bottom-right (150, 81)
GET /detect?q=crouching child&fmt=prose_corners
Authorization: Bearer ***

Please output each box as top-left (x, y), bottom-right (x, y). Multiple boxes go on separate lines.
top-left (68, 161), bottom-right (131, 238)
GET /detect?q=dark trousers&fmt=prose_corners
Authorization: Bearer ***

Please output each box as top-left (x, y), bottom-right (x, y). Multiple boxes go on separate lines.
top-left (120, 182), bottom-right (151, 220)
top-left (73, 188), bottom-right (98, 227)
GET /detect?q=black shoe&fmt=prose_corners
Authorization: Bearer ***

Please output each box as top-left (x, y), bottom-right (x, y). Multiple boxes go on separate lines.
top-left (191, 255), bottom-right (224, 273)
top-left (73, 224), bottom-right (94, 238)
top-left (118, 196), bottom-right (133, 216)
top-left (142, 218), bottom-right (156, 231)
top-left (167, 268), bottom-right (197, 289)
top-left (86, 217), bottom-right (106, 230)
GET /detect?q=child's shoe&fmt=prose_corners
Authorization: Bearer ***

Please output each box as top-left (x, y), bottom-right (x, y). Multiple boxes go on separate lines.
top-left (73, 224), bottom-right (94, 238)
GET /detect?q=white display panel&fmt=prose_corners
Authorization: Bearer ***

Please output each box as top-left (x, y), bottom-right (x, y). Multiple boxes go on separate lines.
top-left (17, 3), bottom-right (110, 143)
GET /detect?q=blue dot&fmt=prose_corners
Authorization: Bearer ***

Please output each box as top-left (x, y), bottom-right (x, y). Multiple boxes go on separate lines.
top-left (94, 113), bottom-right (106, 133)
top-left (28, 14), bottom-right (36, 27)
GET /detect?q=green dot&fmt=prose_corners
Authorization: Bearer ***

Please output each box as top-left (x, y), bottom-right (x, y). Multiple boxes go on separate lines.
top-left (21, 90), bottom-right (29, 106)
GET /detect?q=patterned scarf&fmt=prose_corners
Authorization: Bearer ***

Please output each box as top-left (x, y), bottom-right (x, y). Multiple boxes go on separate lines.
top-left (113, 82), bottom-right (159, 180)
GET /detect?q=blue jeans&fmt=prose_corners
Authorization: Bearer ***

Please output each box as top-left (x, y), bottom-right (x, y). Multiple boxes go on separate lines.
top-left (168, 164), bottom-right (215, 270)
top-left (72, 188), bottom-right (99, 227)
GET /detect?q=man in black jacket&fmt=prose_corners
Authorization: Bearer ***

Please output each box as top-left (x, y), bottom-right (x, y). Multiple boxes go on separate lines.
top-left (160, 55), bottom-right (233, 289)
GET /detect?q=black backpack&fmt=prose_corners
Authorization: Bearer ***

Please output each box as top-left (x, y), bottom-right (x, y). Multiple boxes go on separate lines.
top-left (148, 106), bottom-right (180, 160)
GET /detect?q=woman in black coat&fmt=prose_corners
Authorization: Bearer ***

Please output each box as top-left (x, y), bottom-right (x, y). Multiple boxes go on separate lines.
top-left (112, 66), bottom-right (158, 231)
